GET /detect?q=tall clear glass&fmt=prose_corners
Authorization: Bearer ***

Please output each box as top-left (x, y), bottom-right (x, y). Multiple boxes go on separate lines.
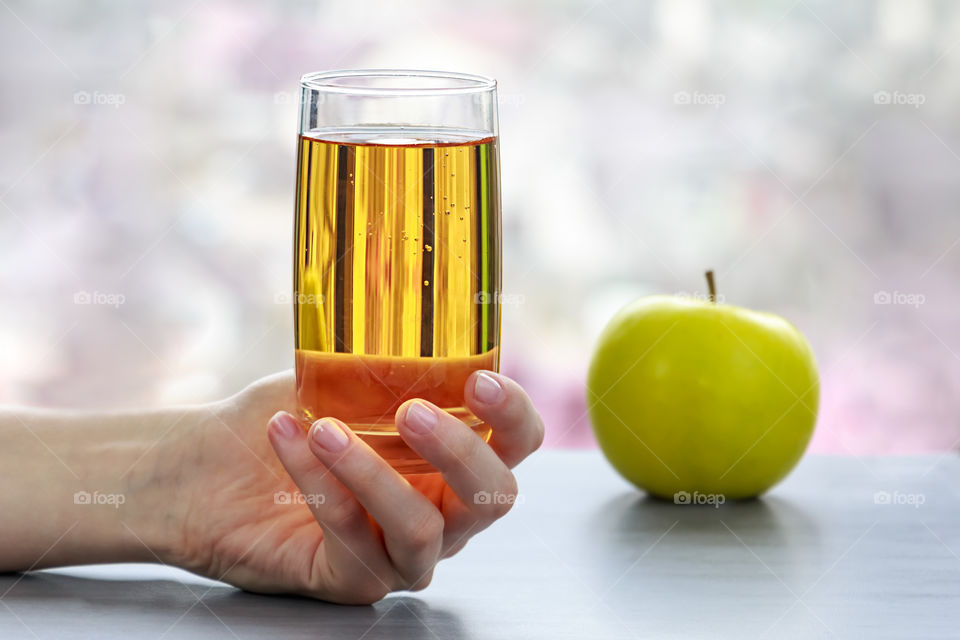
top-left (293, 70), bottom-right (501, 474)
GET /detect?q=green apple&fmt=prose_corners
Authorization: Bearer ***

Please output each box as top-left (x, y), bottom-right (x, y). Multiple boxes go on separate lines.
top-left (586, 273), bottom-right (819, 500)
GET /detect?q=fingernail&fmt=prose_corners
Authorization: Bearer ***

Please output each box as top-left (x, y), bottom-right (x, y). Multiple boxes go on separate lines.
top-left (311, 419), bottom-right (349, 453)
top-left (271, 412), bottom-right (301, 439)
top-left (404, 401), bottom-right (438, 435)
top-left (474, 372), bottom-right (504, 405)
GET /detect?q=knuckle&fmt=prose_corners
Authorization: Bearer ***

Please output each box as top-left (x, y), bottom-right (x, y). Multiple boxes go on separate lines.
top-left (365, 458), bottom-right (397, 490)
top-left (409, 569), bottom-right (435, 592)
top-left (478, 474), bottom-right (518, 519)
top-left (442, 541), bottom-right (468, 559)
top-left (324, 494), bottom-right (363, 529)
top-left (337, 445), bottom-right (393, 489)
top-left (532, 415), bottom-right (546, 451)
top-left (488, 496), bottom-right (515, 519)
top-left (448, 431), bottom-right (485, 470)
top-left (405, 509), bottom-right (445, 550)
top-left (327, 445), bottom-right (393, 500)
top-left (345, 581), bottom-right (391, 605)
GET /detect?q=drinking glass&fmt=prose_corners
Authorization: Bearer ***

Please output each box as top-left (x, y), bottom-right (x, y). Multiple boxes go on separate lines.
top-left (293, 70), bottom-right (501, 474)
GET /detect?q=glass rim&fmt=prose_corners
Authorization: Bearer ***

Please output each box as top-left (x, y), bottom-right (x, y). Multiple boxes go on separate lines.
top-left (300, 69), bottom-right (497, 96)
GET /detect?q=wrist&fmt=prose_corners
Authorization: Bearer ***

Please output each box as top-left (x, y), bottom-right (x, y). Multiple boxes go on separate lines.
top-left (0, 403), bottom-right (209, 571)
top-left (98, 406), bottom-right (201, 566)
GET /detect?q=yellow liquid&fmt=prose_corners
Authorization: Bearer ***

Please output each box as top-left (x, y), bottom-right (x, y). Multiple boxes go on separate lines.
top-left (294, 128), bottom-right (501, 473)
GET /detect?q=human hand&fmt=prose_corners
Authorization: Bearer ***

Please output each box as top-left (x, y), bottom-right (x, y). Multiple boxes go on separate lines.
top-left (171, 370), bottom-right (543, 604)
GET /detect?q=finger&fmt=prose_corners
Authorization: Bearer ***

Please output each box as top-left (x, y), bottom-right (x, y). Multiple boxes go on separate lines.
top-left (442, 540), bottom-right (468, 559)
top-left (266, 411), bottom-right (392, 603)
top-left (396, 399), bottom-right (519, 533)
top-left (464, 371), bottom-right (544, 468)
top-left (305, 416), bottom-right (444, 590)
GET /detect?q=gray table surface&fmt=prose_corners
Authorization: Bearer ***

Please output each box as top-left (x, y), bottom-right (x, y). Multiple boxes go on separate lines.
top-left (2, 451), bottom-right (959, 639)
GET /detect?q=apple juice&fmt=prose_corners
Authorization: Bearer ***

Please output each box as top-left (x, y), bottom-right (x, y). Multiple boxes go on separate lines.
top-left (294, 129), bottom-right (501, 473)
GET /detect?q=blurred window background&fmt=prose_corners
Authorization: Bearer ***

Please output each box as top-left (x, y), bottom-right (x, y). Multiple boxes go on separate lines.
top-left (1, 0), bottom-right (959, 453)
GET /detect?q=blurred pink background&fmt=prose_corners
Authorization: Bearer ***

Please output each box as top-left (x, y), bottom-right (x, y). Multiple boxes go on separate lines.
top-left (2, 0), bottom-right (959, 454)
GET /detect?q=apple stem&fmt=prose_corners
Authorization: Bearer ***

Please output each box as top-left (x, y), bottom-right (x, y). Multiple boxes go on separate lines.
top-left (706, 270), bottom-right (716, 303)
